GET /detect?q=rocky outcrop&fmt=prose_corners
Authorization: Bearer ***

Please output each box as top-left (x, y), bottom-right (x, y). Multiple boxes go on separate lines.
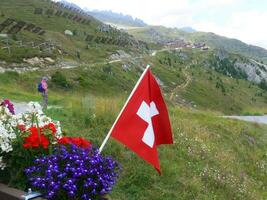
top-left (235, 60), bottom-right (267, 83)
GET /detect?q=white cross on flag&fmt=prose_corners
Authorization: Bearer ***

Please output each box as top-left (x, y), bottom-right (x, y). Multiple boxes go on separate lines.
top-left (107, 66), bottom-right (173, 173)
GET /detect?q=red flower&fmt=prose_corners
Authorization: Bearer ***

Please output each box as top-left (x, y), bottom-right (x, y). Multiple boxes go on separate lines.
top-left (58, 137), bottom-right (71, 145)
top-left (58, 137), bottom-right (91, 148)
top-left (18, 124), bottom-right (26, 132)
top-left (79, 138), bottom-right (92, 148)
top-left (23, 126), bottom-right (50, 149)
top-left (43, 123), bottom-right (57, 135)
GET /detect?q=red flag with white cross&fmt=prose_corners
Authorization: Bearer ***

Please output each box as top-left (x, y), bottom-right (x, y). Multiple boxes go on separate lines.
top-left (100, 66), bottom-right (173, 173)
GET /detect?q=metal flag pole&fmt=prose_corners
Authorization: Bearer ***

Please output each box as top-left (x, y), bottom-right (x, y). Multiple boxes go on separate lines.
top-left (99, 64), bottom-right (151, 153)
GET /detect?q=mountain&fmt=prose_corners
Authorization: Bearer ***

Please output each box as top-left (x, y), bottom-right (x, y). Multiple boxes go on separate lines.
top-left (86, 10), bottom-right (147, 27)
top-left (128, 26), bottom-right (267, 63)
top-left (52, 1), bottom-right (267, 64)
top-left (58, 0), bottom-right (83, 11)
top-left (188, 32), bottom-right (267, 63)
top-left (180, 26), bottom-right (197, 33)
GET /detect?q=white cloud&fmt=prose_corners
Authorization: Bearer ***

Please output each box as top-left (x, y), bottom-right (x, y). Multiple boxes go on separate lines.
top-left (195, 10), bottom-right (267, 49)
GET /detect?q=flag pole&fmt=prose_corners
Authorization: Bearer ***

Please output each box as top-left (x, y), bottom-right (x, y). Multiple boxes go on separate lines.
top-left (99, 65), bottom-right (151, 153)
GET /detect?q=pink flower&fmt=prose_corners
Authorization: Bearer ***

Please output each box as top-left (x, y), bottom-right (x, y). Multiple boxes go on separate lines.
top-left (1, 99), bottom-right (15, 115)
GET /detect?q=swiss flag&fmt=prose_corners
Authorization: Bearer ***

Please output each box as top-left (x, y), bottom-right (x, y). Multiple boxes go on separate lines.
top-left (110, 66), bottom-right (173, 173)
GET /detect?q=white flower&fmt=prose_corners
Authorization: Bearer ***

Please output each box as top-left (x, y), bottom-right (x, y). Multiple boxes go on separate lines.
top-left (0, 156), bottom-right (6, 170)
top-left (27, 102), bottom-right (43, 114)
top-left (55, 121), bottom-right (62, 139)
top-left (0, 101), bottom-right (63, 170)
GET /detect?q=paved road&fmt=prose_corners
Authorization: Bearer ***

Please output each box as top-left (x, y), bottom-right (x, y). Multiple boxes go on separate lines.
top-left (224, 115), bottom-right (267, 125)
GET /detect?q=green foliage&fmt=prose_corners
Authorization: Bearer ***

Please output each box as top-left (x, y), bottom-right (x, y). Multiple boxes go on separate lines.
top-left (210, 57), bottom-right (248, 80)
top-left (259, 80), bottom-right (267, 91)
top-left (215, 78), bottom-right (226, 94)
top-left (51, 71), bottom-right (70, 89)
top-left (11, 34), bottom-right (18, 41)
top-left (76, 51), bottom-right (81, 60)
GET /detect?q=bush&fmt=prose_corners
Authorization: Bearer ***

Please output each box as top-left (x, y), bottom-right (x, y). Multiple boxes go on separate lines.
top-left (51, 71), bottom-right (70, 88)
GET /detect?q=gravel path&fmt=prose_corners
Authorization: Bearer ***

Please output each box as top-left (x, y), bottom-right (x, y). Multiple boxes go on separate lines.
top-left (13, 102), bottom-right (62, 114)
top-left (13, 102), bottom-right (30, 114)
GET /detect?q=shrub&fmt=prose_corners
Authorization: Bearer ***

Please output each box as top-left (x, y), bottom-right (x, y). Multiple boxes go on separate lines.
top-left (259, 80), bottom-right (267, 91)
top-left (51, 71), bottom-right (70, 88)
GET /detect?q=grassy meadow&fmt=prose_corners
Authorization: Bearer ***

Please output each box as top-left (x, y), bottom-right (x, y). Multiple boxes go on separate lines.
top-left (0, 65), bottom-right (267, 199)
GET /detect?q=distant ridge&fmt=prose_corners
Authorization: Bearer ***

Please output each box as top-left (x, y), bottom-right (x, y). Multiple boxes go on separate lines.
top-left (180, 26), bottom-right (196, 33)
top-left (128, 26), bottom-right (267, 63)
top-left (86, 10), bottom-right (147, 27)
top-left (57, 0), bottom-right (83, 11)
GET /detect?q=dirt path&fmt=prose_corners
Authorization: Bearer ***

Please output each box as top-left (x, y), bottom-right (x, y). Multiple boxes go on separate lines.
top-left (169, 65), bottom-right (191, 102)
top-left (13, 102), bottom-right (30, 114)
top-left (13, 102), bottom-right (62, 114)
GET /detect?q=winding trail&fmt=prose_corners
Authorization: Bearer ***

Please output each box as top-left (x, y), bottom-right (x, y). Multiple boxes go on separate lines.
top-left (169, 65), bottom-right (191, 102)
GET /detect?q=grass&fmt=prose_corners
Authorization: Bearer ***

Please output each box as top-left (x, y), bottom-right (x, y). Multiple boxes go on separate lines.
top-left (38, 97), bottom-right (267, 200)
top-left (1, 67), bottom-right (267, 199)
top-left (180, 66), bottom-right (267, 114)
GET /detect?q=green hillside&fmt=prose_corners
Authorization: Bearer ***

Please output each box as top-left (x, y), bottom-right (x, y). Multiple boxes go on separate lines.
top-left (0, 0), bottom-right (147, 63)
top-left (188, 32), bottom-right (267, 63)
top-left (2, 46), bottom-right (267, 114)
top-left (128, 26), bottom-right (267, 63)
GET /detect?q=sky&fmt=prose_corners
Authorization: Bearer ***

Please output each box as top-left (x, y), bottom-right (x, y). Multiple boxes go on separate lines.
top-left (63, 0), bottom-right (267, 49)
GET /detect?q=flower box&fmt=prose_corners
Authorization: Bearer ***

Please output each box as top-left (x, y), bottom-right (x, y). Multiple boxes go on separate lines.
top-left (1, 101), bottom-right (118, 200)
top-left (0, 183), bottom-right (45, 200)
top-left (0, 183), bottom-right (110, 200)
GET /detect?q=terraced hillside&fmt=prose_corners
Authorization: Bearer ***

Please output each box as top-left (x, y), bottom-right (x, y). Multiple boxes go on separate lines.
top-left (0, 0), bottom-right (147, 63)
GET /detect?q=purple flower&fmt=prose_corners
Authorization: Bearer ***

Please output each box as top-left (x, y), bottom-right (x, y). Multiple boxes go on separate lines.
top-left (25, 145), bottom-right (120, 200)
top-left (1, 99), bottom-right (15, 115)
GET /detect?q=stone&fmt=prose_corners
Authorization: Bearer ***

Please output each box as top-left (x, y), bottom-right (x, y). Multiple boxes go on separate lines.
top-left (0, 18), bottom-right (15, 32)
top-left (44, 57), bottom-right (55, 63)
top-left (34, 8), bottom-right (43, 15)
top-left (0, 33), bottom-right (8, 38)
top-left (8, 21), bottom-right (26, 34)
top-left (64, 30), bottom-right (73, 36)
top-left (24, 23), bottom-right (36, 31)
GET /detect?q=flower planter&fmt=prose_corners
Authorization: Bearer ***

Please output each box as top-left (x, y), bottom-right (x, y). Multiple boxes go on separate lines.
top-left (0, 102), bottom-right (117, 200)
top-left (0, 183), bottom-right (44, 200)
top-left (0, 184), bottom-right (110, 200)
